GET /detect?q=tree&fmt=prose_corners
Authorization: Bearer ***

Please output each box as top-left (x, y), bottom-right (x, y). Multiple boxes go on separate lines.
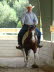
top-left (0, 0), bottom-right (29, 28)
top-left (0, 2), bottom-right (17, 28)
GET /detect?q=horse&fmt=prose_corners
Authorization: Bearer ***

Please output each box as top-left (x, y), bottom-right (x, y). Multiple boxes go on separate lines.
top-left (22, 25), bottom-right (38, 68)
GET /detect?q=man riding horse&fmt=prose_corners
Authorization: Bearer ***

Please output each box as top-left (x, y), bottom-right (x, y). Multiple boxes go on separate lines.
top-left (16, 4), bottom-right (43, 49)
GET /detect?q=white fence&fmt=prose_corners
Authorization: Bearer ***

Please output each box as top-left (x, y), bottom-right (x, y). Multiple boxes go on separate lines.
top-left (0, 28), bottom-right (21, 40)
top-left (0, 28), bottom-right (23, 57)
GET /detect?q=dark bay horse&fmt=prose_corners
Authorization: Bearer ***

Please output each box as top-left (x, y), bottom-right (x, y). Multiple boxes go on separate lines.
top-left (22, 26), bottom-right (38, 67)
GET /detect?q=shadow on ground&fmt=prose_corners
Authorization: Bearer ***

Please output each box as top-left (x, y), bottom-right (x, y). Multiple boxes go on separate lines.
top-left (0, 65), bottom-right (54, 72)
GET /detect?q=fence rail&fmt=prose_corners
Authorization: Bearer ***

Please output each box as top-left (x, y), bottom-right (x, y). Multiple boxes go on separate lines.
top-left (0, 28), bottom-right (21, 33)
top-left (0, 28), bottom-right (21, 40)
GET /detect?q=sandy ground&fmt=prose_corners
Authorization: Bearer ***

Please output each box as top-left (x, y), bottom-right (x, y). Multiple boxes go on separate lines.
top-left (0, 67), bottom-right (45, 72)
top-left (0, 66), bottom-right (54, 72)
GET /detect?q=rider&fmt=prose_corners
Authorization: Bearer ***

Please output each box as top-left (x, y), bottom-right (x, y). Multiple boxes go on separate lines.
top-left (16, 4), bottom-right (43, 49)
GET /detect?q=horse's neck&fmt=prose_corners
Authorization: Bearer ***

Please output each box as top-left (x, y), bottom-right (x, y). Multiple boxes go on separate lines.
top-left (28, 32), bottom-right (32, 39)
top-left (22, 30), bottom-right (36, 45)
top-left (31, 30), bottom-right (36, 41)
top-left (27, 30), bottom-right (35, 39)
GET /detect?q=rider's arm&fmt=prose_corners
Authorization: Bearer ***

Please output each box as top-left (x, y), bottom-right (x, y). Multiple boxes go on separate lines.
top-left (33, 14), bottom-right (38, 26)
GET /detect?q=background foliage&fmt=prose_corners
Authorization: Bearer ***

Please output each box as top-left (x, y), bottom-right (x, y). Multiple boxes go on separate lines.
top-left (0, 0), bottom-right (40, 28)
top-left (0, 0), bottom-right (29, 28)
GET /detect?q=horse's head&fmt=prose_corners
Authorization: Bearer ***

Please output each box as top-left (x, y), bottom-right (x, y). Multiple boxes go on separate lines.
top-left (28, 25), bottom-right (36, 32)
top-left (28, 25), bottom-right (37, 43)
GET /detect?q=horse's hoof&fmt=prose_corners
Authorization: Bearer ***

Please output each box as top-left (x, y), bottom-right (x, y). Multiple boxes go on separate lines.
top-left (32, 64), bottom-right (39, 68)
top-left (24, 64), bottom-right (28, 68)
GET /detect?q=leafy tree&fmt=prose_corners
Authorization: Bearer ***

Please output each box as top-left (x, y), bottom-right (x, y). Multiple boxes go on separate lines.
top-left (0, 2), bottom-right (17, 28)
top-left (0, 0), bottom-right (29, 28)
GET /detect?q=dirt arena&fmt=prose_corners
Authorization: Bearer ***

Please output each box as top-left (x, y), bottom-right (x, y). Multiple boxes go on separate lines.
top-left (0, 65), bottom-right (54, 72)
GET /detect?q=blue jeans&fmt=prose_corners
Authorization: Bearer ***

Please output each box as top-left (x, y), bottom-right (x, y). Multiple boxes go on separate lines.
top-left (36, 28), bottom-right (41, 44)
top-left (18, 24), bottom-right (41, 45)
top-left (18, 24), bottom-right (28, 45)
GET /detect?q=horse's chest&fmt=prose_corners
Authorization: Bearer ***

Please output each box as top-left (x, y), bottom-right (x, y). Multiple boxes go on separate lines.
top-left (24, 38), bottom-right (36, 48)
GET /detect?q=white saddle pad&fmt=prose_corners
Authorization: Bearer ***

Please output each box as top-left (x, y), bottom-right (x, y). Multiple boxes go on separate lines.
top-left (22, 31), bottom-right (29, 45)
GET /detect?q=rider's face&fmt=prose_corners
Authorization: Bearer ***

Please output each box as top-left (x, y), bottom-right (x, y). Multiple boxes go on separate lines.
top-left (27, 7), bottom-right (32, 12)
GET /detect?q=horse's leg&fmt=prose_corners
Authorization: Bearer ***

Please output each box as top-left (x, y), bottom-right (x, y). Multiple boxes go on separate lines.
top-left (25, 50), bottom-right (29, 67)
top-left (22, 49), bottom-right (28, 67)
top-left (34, 52), bottom-right (36, 64)
top-left (25, 55), bottom-right (28, 66)
top-left (22, 49), bottom-right (26, 62)
top-left (32, 52), bottom-right (39, 68)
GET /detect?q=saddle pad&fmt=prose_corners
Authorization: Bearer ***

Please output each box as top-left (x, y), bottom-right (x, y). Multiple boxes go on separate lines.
top-left (22, 31), bottom-right (29, 45)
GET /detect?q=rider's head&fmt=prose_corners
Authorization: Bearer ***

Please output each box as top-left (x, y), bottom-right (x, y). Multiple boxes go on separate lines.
top-left (26, 4), bottom-right (35, 12)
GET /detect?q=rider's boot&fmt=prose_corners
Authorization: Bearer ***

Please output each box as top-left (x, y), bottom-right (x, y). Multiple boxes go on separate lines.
top-left (16, 44), bottom-right (22, 50)
top-left (37, 44), bottom-right (43, 48)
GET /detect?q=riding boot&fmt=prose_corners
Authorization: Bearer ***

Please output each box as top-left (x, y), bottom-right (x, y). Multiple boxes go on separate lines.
top-left (16, 45), bottom-right (22, 49)
top-left (16, 35), bottom-right (23, 50)
top-left (37, 36), bottom-right (43, 48)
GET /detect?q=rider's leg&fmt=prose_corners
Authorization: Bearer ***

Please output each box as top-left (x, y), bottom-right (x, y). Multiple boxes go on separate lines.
top-left (36, 28), bottom-right (41, 44)
top-left (16, 25), bottom-right (28, 48)
top-left (18, 29), bottom-right (25, 46)
top-left (36, 28), bottom-right (43, 48)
